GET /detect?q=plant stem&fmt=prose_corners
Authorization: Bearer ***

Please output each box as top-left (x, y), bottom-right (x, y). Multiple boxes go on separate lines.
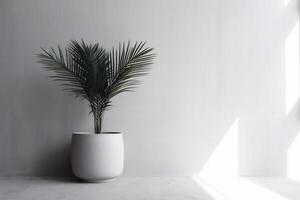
top-left (94, 116), bottom-right (102, 134)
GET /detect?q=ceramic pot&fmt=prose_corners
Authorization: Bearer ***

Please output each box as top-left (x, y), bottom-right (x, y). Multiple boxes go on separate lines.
top-left (71, 132), bottom-right (124, 182)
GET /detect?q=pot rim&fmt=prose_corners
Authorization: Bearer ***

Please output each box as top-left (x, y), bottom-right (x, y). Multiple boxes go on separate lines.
top-left (73, 131), bottom-right (121, 135)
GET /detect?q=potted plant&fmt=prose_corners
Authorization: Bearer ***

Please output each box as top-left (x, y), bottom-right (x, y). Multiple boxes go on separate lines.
top-left (38, 40), bottom-right (155, 182)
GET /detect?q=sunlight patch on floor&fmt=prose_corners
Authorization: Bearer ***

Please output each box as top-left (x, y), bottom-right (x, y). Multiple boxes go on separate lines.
top-left (288, 131), bottom-right (300, 181)
top-left (193, 119), bottom-right (288, 200)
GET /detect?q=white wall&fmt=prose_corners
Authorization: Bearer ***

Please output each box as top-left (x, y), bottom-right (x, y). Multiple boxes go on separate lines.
top-left (0, 0), bottom-right (298, 177)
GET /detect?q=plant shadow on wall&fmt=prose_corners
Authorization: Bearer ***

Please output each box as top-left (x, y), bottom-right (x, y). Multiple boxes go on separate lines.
top-left (193, 0), bottom-right (300, 199)
top-left (18, 68), bottom-right (89, 177)
top-left (20, 61), bottom-right (88, 177)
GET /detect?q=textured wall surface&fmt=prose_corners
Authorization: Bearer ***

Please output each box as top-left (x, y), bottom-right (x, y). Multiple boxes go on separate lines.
top-left (0, 0), bottom-right (299, 176)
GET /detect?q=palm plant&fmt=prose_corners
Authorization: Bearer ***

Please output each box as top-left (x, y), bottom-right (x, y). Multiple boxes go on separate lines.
top-left (38, 40), bottom-right (155, 134)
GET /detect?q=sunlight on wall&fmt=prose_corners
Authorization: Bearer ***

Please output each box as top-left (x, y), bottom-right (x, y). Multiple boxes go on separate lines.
top-left (288, 131), bottom-right (300, 181)
top-left (199, 119), bottom-right (239, 180)
top-left (285, 0), bottom-right (291, 6)
top-left (285, 20), bottom-right (299, 113)
top-left (193, 119), bottom-right (288, 200)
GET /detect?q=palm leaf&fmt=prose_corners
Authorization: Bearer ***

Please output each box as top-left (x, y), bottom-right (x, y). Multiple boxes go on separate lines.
top-left (37, 40), bottom-right (155, 133)
top-left (37, 47), bottom-right (89, 99)
top-left (106, 41), bottom-right (155, 99)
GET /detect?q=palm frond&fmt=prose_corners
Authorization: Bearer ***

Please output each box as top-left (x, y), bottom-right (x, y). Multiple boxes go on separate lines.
top-left (37, 40), bottom-right (155, 133)
top-left (37, 46), bottom-right (89, 99)
top-left (68, 40), bottom-right (109, 97)
top-left (107, 41), bottom-right (155, 99)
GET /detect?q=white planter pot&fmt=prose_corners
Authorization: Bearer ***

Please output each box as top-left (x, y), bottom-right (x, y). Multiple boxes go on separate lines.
top-left (71, 132), bottom-right (124, 182)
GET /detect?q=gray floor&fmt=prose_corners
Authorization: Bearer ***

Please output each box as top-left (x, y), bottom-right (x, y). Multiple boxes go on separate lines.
top-left (248, 177), bottom-right (300, 200)
top-left (0, 177), bottom-right (214, 200)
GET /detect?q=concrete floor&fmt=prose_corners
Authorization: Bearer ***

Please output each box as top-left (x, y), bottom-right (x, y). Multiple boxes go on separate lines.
top-left (248, 177), bottom-right (300, 200)
top-left (0, 177), bottom-right (213, 200)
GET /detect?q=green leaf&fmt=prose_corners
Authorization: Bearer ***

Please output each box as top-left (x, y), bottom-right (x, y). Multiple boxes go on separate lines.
top-left (37, 40), bottom-right (155, 133)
